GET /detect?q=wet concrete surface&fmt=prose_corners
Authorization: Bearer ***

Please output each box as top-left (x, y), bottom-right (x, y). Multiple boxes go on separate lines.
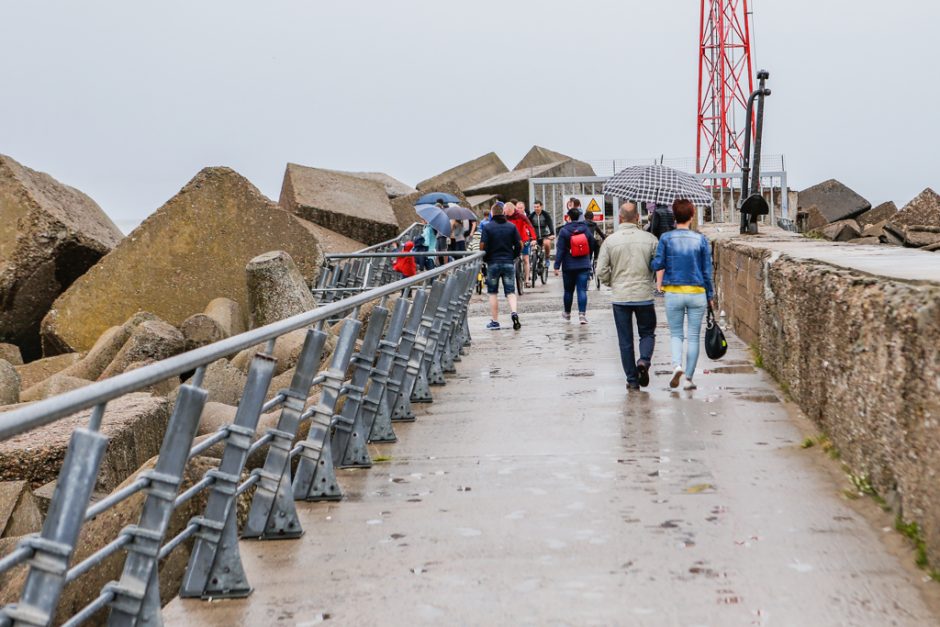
top-left (704, 226), bottom-right (940, 284)
top-left (164, 277), bottom-right (940, 626)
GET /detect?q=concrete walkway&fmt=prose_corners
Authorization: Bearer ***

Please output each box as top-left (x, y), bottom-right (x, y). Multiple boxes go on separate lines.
top-left (164, 277), bottom-right (940, 626)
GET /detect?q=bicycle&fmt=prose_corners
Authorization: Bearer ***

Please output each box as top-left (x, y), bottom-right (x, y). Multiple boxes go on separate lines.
top-left (514, 256), bottom-right (525, 296)
top-left (530, 239), bottom-right (549, 289)
top-left (476, 261), bottom-right (486, 295)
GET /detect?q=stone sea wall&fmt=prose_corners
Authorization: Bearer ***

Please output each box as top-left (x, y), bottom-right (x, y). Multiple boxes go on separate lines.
top-left (713, 238), bottom-right (940, 563)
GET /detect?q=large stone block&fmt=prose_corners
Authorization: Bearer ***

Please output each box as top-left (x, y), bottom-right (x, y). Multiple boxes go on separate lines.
top-left (13, 352), bottom-right (80, 390)
top-left (390, 182), bottom-right (471, 231)
top-left (41, 167), bottom-right (325, 353)
top-left (797, 179), bottom-right (871, 224)
top-left (464, 160), bottom-right (597, 206)
top-left (0, 392), bottom-right (170, 491)
top-left (889, 188), bottom-right (940, 229)
top-left (19, 373), bottom-right (91, 403)
top-left (279, 163), bottom-right (400, 245)
top-left (0, 481), bottom-right (42, 538)
top-left (324, 169), bottom-right (416, 199)
top-left (0, 344), bottom-right (22, 366)
top-left (246, 250), bottom-right (317, 329)
top-left (0, 154), bottom-right (123, 360)
top-left (416, 152), bottom-right (509, 192)
top-left (813, 219), bottom-right (861, 242)
top-left (857, 201), bottom-right (897, 227)
top-left (512, 145), bottom-right (596, 176)
top-left (0, 360), bottom-right (19, 405)
top-left (98, 318), bottom-right (185, 379)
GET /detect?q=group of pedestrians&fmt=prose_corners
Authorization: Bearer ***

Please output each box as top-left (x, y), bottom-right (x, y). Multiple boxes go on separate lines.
top-left (480, 195), bottom-right (715, 392)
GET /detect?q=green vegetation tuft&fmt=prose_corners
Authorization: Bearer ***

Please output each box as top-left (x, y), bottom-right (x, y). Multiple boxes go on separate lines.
top-left (895, 516), bottom-right (930, 569)
top-left (750, 344), bottom-right (765, 369)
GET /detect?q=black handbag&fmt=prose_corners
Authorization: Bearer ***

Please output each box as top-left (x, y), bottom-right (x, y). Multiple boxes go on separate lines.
top-left (704, 305), bottom-right (728, 360)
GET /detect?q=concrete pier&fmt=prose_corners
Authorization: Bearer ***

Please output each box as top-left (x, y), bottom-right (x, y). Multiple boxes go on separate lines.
top-left (164, 276), bottom-right (940, 626)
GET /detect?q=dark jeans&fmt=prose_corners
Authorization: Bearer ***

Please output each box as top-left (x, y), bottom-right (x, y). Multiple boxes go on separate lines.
top-left (612, 303), bottom-right (657, 384)
top-left (449, 240), bottom-right (467, 252)
top-left (562, 269), bottom-right (591, 314)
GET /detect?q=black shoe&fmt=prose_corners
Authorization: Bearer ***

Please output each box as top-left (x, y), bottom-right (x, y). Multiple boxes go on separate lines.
top-left (637, 362), bottom-right (650, 388)
top-left (511, 312), bottom-right (521, 330)
top-left (626, 382), bottom-right (640, 391)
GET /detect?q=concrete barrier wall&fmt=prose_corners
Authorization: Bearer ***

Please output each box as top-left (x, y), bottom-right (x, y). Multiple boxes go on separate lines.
top-left (713, 239), bottom-right (940, 563)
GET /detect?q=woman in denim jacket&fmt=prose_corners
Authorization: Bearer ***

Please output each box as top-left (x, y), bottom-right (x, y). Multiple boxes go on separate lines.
top-left (650, 199), bottom-right (715, 390)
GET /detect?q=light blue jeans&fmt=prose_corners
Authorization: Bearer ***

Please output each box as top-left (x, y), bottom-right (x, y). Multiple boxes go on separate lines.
top-left (664, 292), bottom-right (708, 379)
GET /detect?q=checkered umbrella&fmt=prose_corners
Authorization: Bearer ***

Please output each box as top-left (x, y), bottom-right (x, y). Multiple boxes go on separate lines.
top-left (602, 164), bottom-right (713, 208)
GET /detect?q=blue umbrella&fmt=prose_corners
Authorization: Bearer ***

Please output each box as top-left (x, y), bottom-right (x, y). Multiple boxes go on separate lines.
top-left (415, 203), bottom-right (452, 237)
top-left (415, 192), bottom-right (461, 206)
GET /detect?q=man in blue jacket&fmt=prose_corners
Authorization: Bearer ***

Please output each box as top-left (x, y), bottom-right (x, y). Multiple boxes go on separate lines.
top-left (480, 202), bottom-right (522, 331)
top-left (554, 207), bottom-right (598, 324)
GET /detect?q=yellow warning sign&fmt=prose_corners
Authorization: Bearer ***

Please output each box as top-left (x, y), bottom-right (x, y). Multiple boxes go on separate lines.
top-left (586, 198), bottom-right (602, 216)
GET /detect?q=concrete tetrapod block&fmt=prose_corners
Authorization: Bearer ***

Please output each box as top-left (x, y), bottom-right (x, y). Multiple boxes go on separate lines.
top-left (279, 163), bottom-right (400, 246)
top-left (323, 169), bottom-right (417, 199)
top-left (170, 359), bottom-right (247, 407)
top-left (0, 154), bottom-right (124, 361)
top-left (798, 179), bottom-right (871, 224)
top-left (13, 353), bottom-right (80, 390)
top-left (0, 360), bottom-right (20, 406)
top-left (512, 145), bottom-right (596, 176)
top-left (856, 201), bottom-right (898, 227)
top-left (98, 319), bottom-right (185, 380)
top-left (246, 250), bottom-right (317, 329)
top-left (203, 297), bottom-right (246, 337)
top-left (416, 152), bottom-right (509, 193)
top-left (56, 313), bottom-right (155, 382)
top-left (19, 373), bottom-right (91, 403)
top-left (41, 167), bottom-right (325, 354)
top-left (0, 480), bottom-right (42, 538)
top-left (0, 392), bottom-right (170, 491)
top-left (0, 344), bottom-right (23, 366)
top-left (180, 313), bottom-right (226, 352)
top-left (889, 188), bottom-right (940, 229)
top-left (813, 219), bottom-right (861, 242)
top-left (465, 160), bottom-right (596, 206)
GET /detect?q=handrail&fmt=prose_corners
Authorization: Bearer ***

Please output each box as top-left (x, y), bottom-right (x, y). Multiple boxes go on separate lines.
top-left (0, 252), bottom-right (482, 440)
top-left (0, 219), bottom-right (483, 626)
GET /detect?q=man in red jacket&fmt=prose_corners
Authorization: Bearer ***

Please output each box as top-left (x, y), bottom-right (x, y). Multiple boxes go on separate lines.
top-left (505, 201), bottom-right (537, 285)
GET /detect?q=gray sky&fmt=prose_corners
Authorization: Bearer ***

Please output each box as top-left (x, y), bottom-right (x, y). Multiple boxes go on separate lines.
top-left (1, 0), bottom-right (937, 227)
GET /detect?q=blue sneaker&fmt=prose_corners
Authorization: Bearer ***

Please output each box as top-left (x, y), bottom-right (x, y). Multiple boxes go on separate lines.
top-left (486, 320), bottom-right (501, 331)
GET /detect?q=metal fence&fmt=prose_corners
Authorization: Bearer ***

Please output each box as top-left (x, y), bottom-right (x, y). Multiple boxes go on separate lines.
top-left (0, 226), bottom-right (482, 626)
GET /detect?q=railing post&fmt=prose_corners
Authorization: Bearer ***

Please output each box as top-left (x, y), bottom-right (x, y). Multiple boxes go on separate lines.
top-left (386, 289), bottom-right (430, 422)
top-left (179, 352), bottom-right (277, 599)
top-left (292, 319), bottom-right (361, 502)
top-left (4, 427), bottom-right (108, 626)
top-left (242, 329), bottom-right (328, 540)
top-left (423, 275), bottom-right (459, 387)
top-left (362, 297), bottom-right (410, 443)
top-left (107, 385), bottom-right (207, 626)
top-left (332, 304), bottom-right (389, 468)
top-left (409, 280), bottom-right (446, 403)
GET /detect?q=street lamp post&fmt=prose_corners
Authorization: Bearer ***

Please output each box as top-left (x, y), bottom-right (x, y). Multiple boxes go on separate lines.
top-left (739, 70), bottom-right (772, 234)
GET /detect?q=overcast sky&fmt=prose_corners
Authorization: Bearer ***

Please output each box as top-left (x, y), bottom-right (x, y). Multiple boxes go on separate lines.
top-left (1, 0), bottom-right (937, 227)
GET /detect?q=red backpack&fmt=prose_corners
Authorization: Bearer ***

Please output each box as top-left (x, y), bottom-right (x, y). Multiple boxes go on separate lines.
top-left (569, 231), bottom-right (590, 257)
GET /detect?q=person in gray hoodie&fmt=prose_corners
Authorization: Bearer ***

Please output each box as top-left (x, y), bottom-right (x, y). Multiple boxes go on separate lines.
top-left (596, 202), bottom-right (660, 390)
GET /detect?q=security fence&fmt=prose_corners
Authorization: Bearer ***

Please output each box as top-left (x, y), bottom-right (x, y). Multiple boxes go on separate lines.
top-left (0, 227), bottom-right (481, 626)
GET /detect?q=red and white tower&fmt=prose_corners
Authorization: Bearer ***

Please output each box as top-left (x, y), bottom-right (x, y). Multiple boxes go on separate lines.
top-left (696, 0), bottom-right (755, 176)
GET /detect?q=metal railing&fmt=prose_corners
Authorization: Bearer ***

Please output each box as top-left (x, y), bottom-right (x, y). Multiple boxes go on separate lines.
top-left (0, 225), bottom-right (481, 626)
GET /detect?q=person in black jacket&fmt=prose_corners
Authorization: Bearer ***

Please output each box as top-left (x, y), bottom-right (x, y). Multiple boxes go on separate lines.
top-left (649, 203), bottom-right (676, 239)
top-left (554, 208), bottom-right (598, 324)
top-left (530, 200), bottom-right (555, 262)
top-left (480, 202), bottom-right (522, 331)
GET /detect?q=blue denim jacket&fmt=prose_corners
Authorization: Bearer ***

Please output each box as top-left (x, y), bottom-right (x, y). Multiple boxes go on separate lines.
top-left (650, 229), bottom-right (714, 299)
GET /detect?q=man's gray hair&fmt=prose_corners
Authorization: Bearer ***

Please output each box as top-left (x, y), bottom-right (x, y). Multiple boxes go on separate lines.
top-left (620, 202), bottom-right (639, 223)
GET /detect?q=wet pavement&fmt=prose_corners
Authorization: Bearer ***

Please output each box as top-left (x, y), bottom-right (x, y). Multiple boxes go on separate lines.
top-left (164, 276), bottom-right (940, 626)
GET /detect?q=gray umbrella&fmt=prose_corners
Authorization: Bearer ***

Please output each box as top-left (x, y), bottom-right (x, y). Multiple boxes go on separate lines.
top-left (603, 164), bottom-right (713, 208)
top-left (444, 205), bottom-right (477, 222)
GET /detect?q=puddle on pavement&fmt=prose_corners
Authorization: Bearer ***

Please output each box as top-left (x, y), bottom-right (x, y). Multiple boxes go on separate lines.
top-left (561, 369), bottom-right (595, 378)
top-left (736, 393), bottom-right (780, 403)
top-left (709, 365), bottom-right (757, 374)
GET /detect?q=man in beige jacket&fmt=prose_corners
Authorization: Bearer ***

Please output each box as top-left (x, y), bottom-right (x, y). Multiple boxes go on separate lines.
top-left (596, 202), bottom-right (660, 391)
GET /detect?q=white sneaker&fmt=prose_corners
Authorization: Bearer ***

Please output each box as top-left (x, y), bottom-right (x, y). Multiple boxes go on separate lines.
top-left (684, 378), bottom-right (697, 391)
top-left (669, 366), bottom-right (684, 389)
top-left (562, 312), bottom-right (571, 321)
